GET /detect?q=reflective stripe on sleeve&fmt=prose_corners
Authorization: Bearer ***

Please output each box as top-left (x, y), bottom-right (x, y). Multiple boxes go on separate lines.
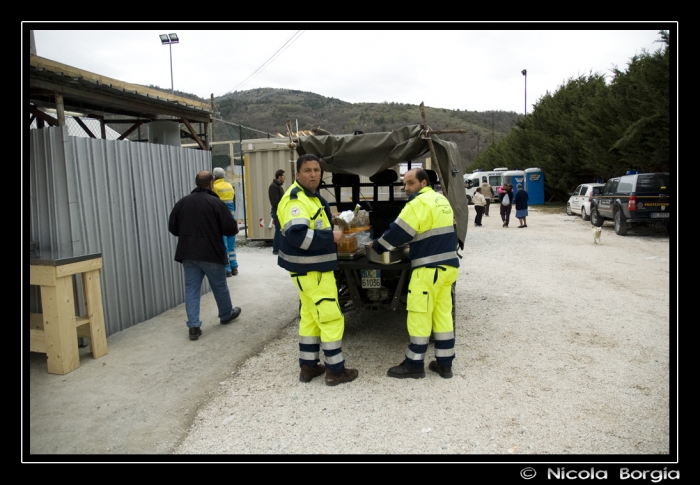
top-left (299, 229), bottom-right (314, 250)
top-left (377, 237), bottom-right (395, 251)
top-left (283, 218), bottom-right (310, 232)
top-left (394, 217), bottom-right (417, 237)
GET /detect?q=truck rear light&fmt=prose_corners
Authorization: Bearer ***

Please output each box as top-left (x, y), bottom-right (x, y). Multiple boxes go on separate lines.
top-left (628, 195), bottom-right (637, 211)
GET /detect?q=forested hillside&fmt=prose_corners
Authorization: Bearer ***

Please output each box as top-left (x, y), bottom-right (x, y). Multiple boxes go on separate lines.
top-left (210, 89), bottom-right (520, 170)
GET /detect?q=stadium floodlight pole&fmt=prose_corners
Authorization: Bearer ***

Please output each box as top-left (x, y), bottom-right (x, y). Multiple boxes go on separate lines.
top-left (521, 69), bottom-right (527, 115)
top-left (159, 33), bottom-right (179, 95)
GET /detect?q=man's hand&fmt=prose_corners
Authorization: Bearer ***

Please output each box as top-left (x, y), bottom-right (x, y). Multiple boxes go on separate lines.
top-left (333, 230), bottom-right (344, 243)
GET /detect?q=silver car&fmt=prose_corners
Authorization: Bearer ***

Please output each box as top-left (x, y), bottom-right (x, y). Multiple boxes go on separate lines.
top-left (567, 183), bottom-right (604, 221)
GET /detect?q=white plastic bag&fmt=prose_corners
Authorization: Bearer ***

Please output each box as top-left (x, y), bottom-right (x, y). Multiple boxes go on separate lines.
top-left (502, 193), bottom-right (510, 206)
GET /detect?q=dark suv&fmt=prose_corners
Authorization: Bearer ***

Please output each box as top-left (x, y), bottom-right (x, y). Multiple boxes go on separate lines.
top-left (590, 172), bottom-right (670, 235)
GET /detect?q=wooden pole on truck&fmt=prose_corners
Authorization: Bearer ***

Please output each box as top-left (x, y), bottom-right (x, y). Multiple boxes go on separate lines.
top-left (419, 102), bottom-right (445, 195)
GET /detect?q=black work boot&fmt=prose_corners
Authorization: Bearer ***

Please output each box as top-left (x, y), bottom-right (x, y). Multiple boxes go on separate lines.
top-left (428, 360), bottom-right (453, 379)
top-left (324, 367), bottom-right (359, 386)
top-left (188, 327), bottom-right (202, 340)
top-left (299, 364), bottom-right (326, 383)
top-left (387, 361), bottom-right (426, 379)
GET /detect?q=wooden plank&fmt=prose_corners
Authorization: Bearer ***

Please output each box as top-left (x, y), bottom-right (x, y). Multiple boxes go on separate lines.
top-left (55, 258), bottom-right (102, 278)
top-left (117, 120), bottom-right (144, 140)
top-left (29, 329), bottom-right (47, 353)
top-left (181, 118), bottom-right (207, 150)
top-left (40, 277), bottom-right (80, 374)
top-left (75, 316), bottom-right (89, 328)
top-left (55, 93), bottom-right (66, 126)
top-left (29, 105), bottom-right (58, 126)
top-left (73, 116), bottom-right (96, 138)
top-left (81, 270), bottom-right (108, 359)
top-left (30, 265), bottom-right (56, 286)
top-left (30, 313), bottom-right (44, 330)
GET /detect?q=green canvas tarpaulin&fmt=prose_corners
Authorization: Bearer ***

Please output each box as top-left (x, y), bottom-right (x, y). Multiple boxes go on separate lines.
top-left (295, 124), bottom-right (469, 247)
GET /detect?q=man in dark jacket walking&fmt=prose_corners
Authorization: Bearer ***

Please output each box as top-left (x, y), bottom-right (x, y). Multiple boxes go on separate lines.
top-left (169, 171), bottom-right (242, 340)
top-left (268, 169), bottom-right (286, 255)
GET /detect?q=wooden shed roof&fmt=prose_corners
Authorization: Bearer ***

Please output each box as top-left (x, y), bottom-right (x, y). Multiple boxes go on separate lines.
top-left (28, 54), bottom-right (212, 124)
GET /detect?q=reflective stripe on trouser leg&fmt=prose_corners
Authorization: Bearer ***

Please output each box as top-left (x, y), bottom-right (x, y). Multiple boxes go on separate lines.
top-left (292, 271), bottom-right (345, 373)
top-left (406, 266), bottom-right (458, 367)
top-left (298, 335), bottom-right (321, 367)
top-left (432, 267), bottom-right (458, 367)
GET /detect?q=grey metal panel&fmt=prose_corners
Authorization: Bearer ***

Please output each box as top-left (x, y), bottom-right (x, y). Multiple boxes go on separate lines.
top-left (29, 127), bottom-right (212, 337)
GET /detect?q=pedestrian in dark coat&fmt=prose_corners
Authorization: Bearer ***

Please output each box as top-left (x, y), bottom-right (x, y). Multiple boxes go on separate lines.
top-left (514, 183), bottom-right (529, 228)
top-left (169, 171), bottom-right (241, 340)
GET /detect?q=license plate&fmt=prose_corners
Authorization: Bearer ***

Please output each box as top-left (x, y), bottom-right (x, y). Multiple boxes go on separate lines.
top-left (650, 212), bottom-right (669, 218)
top-left (361, 269), bottom-right (381, 288)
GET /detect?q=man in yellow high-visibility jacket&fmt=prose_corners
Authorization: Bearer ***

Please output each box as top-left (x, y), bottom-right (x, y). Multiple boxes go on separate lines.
top-left (212, 168), bottom-right (239, 276)
top-left (277, 154), bottom-right (359, 386)
top-left (372, 168), bottom-right (459, 379)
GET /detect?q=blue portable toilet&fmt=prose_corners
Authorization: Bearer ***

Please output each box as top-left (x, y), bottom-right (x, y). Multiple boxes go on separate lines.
top-left (524, 167), bottom-right (545, 205)
top-left (502, 170), bottom-right (526, 199)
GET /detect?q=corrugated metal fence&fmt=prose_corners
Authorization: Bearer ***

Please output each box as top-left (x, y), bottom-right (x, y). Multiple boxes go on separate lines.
top-left (28, 127), bottom-right (212, 337)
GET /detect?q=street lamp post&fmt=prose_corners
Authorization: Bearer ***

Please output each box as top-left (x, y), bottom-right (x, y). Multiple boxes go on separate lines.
top-left (159, 33), bottom-right (179, 94)
top-left (521, 69), bottom-right (527, 115)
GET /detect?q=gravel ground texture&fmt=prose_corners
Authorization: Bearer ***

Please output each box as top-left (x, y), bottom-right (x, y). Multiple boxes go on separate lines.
top-left (174, 206), bottom-right (673, 457)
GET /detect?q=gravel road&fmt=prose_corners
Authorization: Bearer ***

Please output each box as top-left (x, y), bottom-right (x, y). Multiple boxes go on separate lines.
top-left (174, 207), bottom-right (673, 457)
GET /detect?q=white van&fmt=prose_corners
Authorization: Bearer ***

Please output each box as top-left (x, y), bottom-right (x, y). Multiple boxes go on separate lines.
top-left (464, 168), bottom-right (507, 204)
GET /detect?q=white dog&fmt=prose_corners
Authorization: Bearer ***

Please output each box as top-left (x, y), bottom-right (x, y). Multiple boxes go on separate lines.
top-left (592, 226), bottom-right (602, 245)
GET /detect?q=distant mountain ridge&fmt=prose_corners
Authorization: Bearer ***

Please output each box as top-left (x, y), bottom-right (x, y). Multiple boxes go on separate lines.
top-left (149, 85), bottom-right (522, 169)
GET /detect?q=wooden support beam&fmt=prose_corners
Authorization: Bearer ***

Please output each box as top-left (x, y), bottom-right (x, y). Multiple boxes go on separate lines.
top-left (55, 93), bottom-right (66, 126)
top-left (29, 105), bottom-right (57, 126)
top-left (180, 118), bottom-right (207, 150)
top-left (117, 120), bottom-right (144, 140)
top-left (73, 116), bottom-right (96, 138)
top-left (426, 129), bottom-right (469, 135)
top-left (419, 102), bottom-right (445, 195)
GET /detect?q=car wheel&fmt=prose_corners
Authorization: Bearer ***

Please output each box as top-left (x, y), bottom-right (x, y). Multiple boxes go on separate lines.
top-left (582, 207), bottom-right (590, 221)
top-left (591, 207), bottom-right (604, 227)
top-left (566, 203), bottom-right (573, 216)
top-left (614, 210), bottom-right (628, 236)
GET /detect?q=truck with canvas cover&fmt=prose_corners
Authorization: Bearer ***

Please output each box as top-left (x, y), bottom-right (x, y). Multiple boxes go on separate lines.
top-left (294, 124), bottom-right (468, 319)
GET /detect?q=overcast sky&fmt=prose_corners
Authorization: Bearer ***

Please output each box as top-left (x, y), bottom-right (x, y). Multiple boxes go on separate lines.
top-left (30, 26), bottom-right (670, 116)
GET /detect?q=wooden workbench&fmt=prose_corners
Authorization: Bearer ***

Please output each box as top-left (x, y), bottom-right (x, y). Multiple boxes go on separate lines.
top-left (29, 250), bottom-right (108, 375)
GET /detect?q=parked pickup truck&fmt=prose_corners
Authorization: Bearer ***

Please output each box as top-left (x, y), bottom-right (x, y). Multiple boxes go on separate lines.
top-left (294, 124), bottom-right (468, 320)
top-left (590, 172), bottom-right (670, 235)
